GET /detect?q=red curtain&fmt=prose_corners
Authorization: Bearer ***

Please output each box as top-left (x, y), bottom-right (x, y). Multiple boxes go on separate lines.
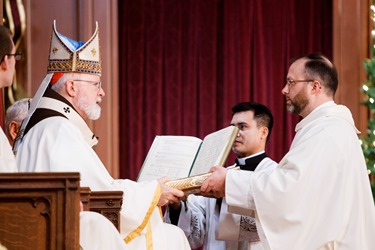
top-left (118, 0), bottom-right (332, 180)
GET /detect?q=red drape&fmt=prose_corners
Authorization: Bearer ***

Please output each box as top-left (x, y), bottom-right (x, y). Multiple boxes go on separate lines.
top-left (118, 0), bottom-right (332, 180)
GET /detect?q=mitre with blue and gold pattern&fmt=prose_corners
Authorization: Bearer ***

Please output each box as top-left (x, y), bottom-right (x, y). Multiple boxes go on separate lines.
top-left (47, 20), bottom-right (101, 76)
top-left (12, 20), bottom-right (102, 154)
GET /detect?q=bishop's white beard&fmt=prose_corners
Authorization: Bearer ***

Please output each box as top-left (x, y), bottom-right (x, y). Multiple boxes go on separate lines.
top-left (76, 95), bottom-right (102, 120)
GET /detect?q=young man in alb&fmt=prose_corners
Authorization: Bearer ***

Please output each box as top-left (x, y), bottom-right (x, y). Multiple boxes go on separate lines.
top-left (166, 102), bottom-right (277, 250)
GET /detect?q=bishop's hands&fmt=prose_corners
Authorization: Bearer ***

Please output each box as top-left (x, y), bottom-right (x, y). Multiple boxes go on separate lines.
top-left (200, 166), bottom-right (227, 198)
top-left (157, 177), bottom-right (184, 207)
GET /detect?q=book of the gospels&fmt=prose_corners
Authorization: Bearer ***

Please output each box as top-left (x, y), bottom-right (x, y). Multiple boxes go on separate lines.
top-left (137, 125), bottom-right (239, 195)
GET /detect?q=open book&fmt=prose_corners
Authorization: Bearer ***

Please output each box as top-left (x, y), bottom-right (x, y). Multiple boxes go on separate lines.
top-left (137, 125), bottom-right (239, 194)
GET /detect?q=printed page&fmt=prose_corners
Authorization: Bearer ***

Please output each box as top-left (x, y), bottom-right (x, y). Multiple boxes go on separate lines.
top-left (137, 136), bottom-right (202, 182)
top-left (189, 126), bottom-right (238, 176)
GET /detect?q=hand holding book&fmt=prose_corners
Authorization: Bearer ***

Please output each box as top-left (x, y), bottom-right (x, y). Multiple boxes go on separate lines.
top-left (157, 177), bottom-right (185, 206)
top-left (200, 165), bottom-right (231, 198)
top-left (137, 126), bottom-right (239, 195)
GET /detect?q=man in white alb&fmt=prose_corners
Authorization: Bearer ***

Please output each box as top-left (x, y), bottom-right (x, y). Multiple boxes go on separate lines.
top-left (165, 102), bottom-right (277, 249)
top-left (201, 53), bottom-right (375, 249)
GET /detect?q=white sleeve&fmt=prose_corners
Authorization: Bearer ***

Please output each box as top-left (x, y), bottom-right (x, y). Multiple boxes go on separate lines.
top-left (80, 211), bottom-right (128, 250)
top-left (0, 129), bottom-right (17, 172)
top-left (226, 169), bottom-right (256, 216)
top-left (165, 195), bottom-right (207, 249)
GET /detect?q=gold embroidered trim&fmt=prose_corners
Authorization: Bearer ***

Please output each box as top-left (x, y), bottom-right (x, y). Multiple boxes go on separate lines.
top-left (146, 222), bottom-right (153, 250)
top-left (124, 184), bottom-right (161, 245)
top-left (72, 52), bottom-right (77, 71)
top-left (47, 60), bottom-right (101, 75)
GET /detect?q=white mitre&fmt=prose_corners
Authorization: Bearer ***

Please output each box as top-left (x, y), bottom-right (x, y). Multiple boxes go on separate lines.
top-left (13, 20), bottom-right (102, 153)
top-left (47, 20), bottom-right (101, 76)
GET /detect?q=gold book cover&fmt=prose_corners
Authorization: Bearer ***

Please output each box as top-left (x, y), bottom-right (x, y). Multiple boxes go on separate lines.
top-left (165, 166), bottom-right (239, 196)
top-left (165, 172), bottom-right (211, 196)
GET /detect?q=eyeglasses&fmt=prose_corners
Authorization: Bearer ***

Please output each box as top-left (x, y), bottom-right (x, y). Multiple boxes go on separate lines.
top-left (2, 52), bottom-right (23, 62)
top-left (73, 79), bottom-right (102, 90)
top-left (286, 79), bottom-right (314, 88)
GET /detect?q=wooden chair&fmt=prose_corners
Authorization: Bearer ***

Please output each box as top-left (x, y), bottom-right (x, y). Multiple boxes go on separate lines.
top-left (0, 172), bottom-right (80, 250)
top-left (80, 187), bottom-right (123, 231)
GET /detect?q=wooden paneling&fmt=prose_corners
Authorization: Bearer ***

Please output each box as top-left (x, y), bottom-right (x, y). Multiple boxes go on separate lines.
top-left (333, 0), bottom-right (370, 133)
top-left (80, 187), bottom-right (123, 231)
top-left (0, 172), bottom-right (80, 250)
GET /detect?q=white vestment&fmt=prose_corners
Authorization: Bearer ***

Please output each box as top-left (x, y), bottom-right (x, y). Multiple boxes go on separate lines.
top-left (225, 103), bottom-right (375, 250)
top-left (0, 128), bottom-right (17, 172)
top-left (165, 157), bottom-right (277, 250)
top-left (80, 211), bottom-right (128, 250)
top-left (16, 95), bottom-right (190, 250)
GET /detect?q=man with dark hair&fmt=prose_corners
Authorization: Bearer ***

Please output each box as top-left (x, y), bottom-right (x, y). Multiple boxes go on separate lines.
top-left (202, 54), bottom-right (375, 249)
top-left (0, 25), bottom-right (15, 61)
top-left (0, 25), bottom-right (21, 172)
top-left (165, 101), bottom-right (277, 250)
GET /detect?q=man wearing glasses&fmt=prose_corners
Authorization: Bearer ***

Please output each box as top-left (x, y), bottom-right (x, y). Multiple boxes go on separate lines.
top-left (15, 21), bottom-right (190, 250)
top-left (0, 25), bottom-right (21, 172)
top-left (3, 52), bottom-right (22, 61)
top-left (201, 54), bottom-right (375, 249)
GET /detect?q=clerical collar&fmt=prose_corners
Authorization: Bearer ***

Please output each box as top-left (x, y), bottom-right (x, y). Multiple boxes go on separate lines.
top-left (235, 151), bottom-right (267, 171)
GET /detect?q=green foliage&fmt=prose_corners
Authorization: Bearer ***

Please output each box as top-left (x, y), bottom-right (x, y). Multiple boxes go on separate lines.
top-left (360, 11), bottom-right (375, 201)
